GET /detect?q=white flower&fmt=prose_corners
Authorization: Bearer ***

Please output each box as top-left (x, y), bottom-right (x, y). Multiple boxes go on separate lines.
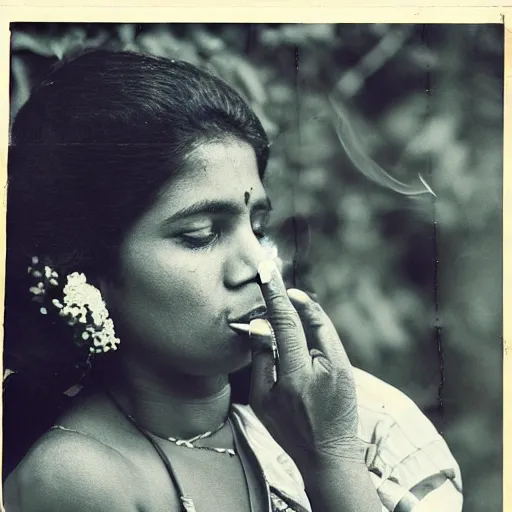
top-left (60, 272), bottom-right (120, 353)
top-left (30, 265), bottom-right (121, 354)
top-left (29, 286), bottom-right (44, 296)
top-left (52, 299), bottom-right (63, 309)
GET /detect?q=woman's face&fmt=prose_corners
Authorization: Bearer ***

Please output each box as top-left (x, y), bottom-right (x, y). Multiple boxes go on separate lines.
top-left (104, 139), bottom-right (272, 376)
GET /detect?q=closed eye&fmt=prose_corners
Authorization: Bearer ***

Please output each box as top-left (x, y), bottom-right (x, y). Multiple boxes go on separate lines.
top-left (179, 227), bottom-right (219, 249)
top-left (169, 199), bottom-right (273, 251)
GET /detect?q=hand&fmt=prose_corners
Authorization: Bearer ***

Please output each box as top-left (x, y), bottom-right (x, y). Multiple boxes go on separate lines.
top-left (247, 259), bottom-right (364, 471)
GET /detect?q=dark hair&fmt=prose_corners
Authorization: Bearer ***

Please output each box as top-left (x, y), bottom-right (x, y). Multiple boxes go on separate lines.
top-left (8, 49), bottom-right (269, 276)
top-left (3, 50), bottom-right (268, 474)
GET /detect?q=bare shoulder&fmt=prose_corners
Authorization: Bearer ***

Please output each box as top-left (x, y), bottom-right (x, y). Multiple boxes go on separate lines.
top-left (4, 428), bottom-right (140, 512)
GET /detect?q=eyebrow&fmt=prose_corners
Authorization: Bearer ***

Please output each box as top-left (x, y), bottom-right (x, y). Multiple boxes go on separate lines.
top-left (162, 196), bottom-right (273, 225)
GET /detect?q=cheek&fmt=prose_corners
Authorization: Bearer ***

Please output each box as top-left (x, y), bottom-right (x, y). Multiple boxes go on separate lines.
top-left (120, 242), bottom-right (224, 322)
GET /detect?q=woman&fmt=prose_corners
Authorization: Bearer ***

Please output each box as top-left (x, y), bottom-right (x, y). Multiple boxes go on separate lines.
top-left (3, 50), bottom-right (462, 511)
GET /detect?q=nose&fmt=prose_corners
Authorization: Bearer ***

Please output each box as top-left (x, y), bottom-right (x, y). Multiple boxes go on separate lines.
top-left (224, 228), bottom-right (276, 289)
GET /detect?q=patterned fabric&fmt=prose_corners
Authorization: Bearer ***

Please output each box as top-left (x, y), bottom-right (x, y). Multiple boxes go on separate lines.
top-left (232, 367), bottom-right (463, 512)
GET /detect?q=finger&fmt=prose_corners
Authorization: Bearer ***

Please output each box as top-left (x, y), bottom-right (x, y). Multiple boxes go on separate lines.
top-left (249, 319), bottom-right (278, 403)
top-left (258, 259), bottom-right (310, 376)
top-left (229, 319), bottom-right (277, 400)
top-left (287, 288), bottom-right (352, 366)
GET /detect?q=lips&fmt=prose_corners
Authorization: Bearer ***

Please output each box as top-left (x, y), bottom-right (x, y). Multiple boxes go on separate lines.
top-left (229, 305), bottom-right (267, 324)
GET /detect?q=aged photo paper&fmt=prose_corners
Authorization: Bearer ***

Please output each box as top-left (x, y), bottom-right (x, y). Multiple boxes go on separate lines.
top-left (0, 2), bottom-right (507, 512)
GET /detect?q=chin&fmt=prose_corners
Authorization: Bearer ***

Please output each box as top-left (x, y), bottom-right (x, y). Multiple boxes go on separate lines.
top-left (214, 348), bottom-right (251, 376)
top-left (184, 345), bottom-right (251, 378)
top-left (214, 343), bottom-right (252, 376)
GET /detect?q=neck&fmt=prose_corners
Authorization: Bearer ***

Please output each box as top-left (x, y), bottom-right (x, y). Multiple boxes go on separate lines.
top-left (101, 356), bottom-right (232, 440)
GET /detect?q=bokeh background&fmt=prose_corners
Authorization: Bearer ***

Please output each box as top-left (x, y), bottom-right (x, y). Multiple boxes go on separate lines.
top-left (7, 23), bottom-right (503, 511)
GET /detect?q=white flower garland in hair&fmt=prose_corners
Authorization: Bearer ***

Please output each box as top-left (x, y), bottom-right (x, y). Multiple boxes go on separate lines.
top-left (28, 258), bottom-right (120, 354)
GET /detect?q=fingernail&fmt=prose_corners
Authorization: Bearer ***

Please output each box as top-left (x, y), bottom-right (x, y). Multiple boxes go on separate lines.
top-left (287, 288), bottom-right (311, 305)
top-left (249, 318), bottom-right (274, 337)
top-left (230, 319), bottom-right (274, 338)
top-left (258, 259), bottom-right (277, 284)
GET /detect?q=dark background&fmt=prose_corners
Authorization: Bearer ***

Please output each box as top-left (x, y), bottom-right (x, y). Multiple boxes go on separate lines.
top-left (8, 23), bottom-right (503, 511)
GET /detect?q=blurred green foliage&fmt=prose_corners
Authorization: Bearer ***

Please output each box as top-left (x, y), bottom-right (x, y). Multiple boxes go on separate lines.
top-left (8, 23), bottom-right (503, 511)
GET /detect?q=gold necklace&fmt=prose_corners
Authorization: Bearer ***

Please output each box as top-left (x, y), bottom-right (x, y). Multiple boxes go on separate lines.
top-left (164, 419), bottom-right (236, 456)
top-left (106, 391), bottom-right (237, 456)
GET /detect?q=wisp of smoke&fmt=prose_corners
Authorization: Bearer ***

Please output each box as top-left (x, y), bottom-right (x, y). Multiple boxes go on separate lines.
top-left (329, 97), bottom-right (436, 198)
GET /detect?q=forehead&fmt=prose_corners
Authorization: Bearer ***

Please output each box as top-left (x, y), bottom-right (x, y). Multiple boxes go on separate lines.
top-left (156, 140), bottom-right (266, 212)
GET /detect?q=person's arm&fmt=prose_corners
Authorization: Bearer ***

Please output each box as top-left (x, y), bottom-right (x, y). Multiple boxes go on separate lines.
top-left (3, 431), bottom-right (141, 512)
top-left (301, 455), bottom-right (383, 512)
top-left (243, 259), bottom-right (381, 511)
top-left (296, 370), bottom-right (463, 512)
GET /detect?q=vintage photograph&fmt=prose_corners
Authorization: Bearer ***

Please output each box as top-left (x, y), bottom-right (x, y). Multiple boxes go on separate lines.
top-left (2, 23), bottom-right (502, 511)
